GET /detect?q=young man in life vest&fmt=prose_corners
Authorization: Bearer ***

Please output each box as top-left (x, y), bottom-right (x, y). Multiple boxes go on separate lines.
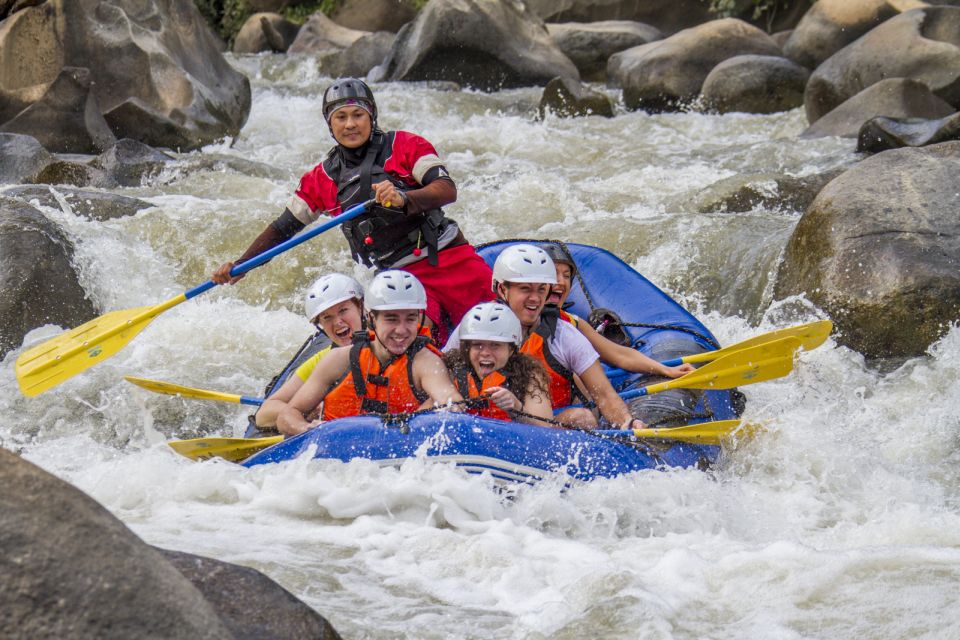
top-left (211, 77), bottom-right (494, 344)
top-left (443, 302), bottom-right (554, 426)
top-left (541, 243), bottom-right (696, 379)
top-left (276, 271), bottom-right (463, 436)
top-left (254, 273), bottom-right (365, 431)
top-left (444, 244), bottom-right (646, 431)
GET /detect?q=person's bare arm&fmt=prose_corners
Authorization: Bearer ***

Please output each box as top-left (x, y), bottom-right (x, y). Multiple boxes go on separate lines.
top-left (578, 321), bottom-right (694, 378)
top-left (414, 350), bottom-right (463, 411)
top-left (276, 348), bottom-right (349, 435)
top-left (578, 361), bottom-right (644, 429)
top-left (255, 375), bottom-right (305, 428)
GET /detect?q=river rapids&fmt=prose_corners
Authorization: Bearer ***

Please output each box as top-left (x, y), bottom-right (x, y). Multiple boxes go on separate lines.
top-left (2, 55), bottom-right (959, 639)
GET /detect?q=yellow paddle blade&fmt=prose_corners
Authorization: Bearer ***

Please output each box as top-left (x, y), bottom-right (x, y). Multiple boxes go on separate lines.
top-left (683, 319), bottom-right (832, 365)
top-left (124, 376), bottom-right (245, 404)
top-left (168, 436), bottom-right (283, 462)
top-left (632, 419), bottom-right (764, 445)
top-left (645, 336), bottom-right (802, 395)
top-left (15, 293), bottom-right (187, 397)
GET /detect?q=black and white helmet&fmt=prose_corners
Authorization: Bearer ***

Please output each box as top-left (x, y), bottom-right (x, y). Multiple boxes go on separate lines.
top-left (491, 244), bottom-right (557, 292)
top-left (366, 270), bottom-right (427, 311)
top-left (322, 77), bottom-right (377, 124)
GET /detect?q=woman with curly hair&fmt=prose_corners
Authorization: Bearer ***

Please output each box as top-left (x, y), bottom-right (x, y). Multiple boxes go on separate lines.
top-left (443, 302), bottom-right (554, 427)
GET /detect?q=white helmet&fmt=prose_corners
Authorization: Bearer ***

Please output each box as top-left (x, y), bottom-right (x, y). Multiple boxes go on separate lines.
top-left (491, 244), bottom-right (557, 292)
top-left (366, 270), bottom-right (427, 311)
top-left (304, 273), bottom-right (363, 322)
top-left (459, 302), bottom-right (522, 346)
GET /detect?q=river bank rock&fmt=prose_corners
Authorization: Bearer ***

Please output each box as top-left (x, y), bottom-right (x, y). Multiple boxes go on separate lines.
top-left (801, 78), bottom-right (956, 138)
top-left (700, 54), bottom-right (809, 114)
top-left (524, 0), bottom-right (714, 34)
top-left (783, 0), bottom-right (922, 69)
top-left (0, 448), bottom-right (344, 638)
top-left (0, 0), bottom-right (250, 153)
top-left (287, 10), bottom-right (366, 54)
top-left (538, 76), bottom-right (614, 118)
top-left (159, 549), bottom-right (343, 640)
top-left (2, 185), bottom-right (153, 220)
top-left (329, 0), bottom-right (419, 32)
top-left (321, 31), bottom-right (396, 79)
top-left (0, 197), bottom-right (96, 358)
top-left (233, 12), bottom-right (300, 54)
top-left (0, 133), bottom-right (52, 185)
top-left (804, 7), bottom-right (960, 124)
top-left (546, 20), bottom-right (662, 81)
top-left (371, 0), bottom-right (578, 90)
top-left (774, 141), bottom-right (960, 358)
top-left (858, 111), bottom-right (960, 152)
top-left (610, 18), bottom-right (781, 113)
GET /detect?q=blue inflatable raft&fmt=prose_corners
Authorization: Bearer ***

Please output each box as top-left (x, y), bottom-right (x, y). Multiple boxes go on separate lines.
top-left (241, 242), bottom-right (742, 483)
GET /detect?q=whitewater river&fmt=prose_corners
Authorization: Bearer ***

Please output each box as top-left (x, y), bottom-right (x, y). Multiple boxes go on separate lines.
top-left (3, 54), bottom-right (960, 639)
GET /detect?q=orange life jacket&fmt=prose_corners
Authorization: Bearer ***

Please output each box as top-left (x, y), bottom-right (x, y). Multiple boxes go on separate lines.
top-left (452, 368), bottom-right (510, 421)
top-left (321, 331), bottom-right (439, 420)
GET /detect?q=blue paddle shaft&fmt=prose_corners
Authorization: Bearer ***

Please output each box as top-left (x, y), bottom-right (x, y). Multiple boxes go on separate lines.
top-left (240, 396), bottom-right (264, 406)
top-left (183, 199), bottom-right (374, 300)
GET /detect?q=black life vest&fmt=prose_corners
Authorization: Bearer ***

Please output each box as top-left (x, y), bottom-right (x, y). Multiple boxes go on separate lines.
top-left (324, 131), bottom-right (453, 268)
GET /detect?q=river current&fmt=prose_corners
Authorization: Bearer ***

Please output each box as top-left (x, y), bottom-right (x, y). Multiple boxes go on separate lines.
top-left (3, 54), bottom-right (960, 639)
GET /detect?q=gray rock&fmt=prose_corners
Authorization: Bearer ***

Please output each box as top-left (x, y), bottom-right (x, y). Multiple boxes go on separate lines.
top-left (801, 78), bottom-right (956, 138)
top-left (0, 133), bottom-right (53, 185)
top-left (0, 0), bottom-right (250, 153)
top-left (858, 111), bottom-right (960, 152)
top-left (804, 7), bottom-right (960, 124)
top-left (774, 141), bottom-right (960, 358)
top-left (701, 54), bottom-right (810, 114)
top-left (371, 0), bottom-right (579, 91)
top-left (2, 185), bottom-right (153, 220)
top-left (288, 11), bottom-right (367, 54)
top-left (524, 0), bottom-right (714, 34)
top-left (0, 66), bottom-right (116, 154)
top-left (90, 138), bottom-right (175, 188)
top-left (547, 20), bottom-right (662, 81)
top-left (322, 31), bottom-right (396, 79)
top-left (0, 448), bottom-right (234, 639)
top-left (692, 169), bottom-right (845, 214)
top-left (610, 18), bottom-right (781, 112)
top-left (159, 549), bottom-right (343, 640)
top-left (784, 0), bottom-right (915, 69)
top-left (329, 0), bottom-right (419, 33)
top-left (32, 159), bottom-right (105, 188)
top-left (233, 12), bottom-right (300, 54)
top-left (538, 76), bottom-right (614, 118)
top-left (0, 197), bottom-right (96, 358)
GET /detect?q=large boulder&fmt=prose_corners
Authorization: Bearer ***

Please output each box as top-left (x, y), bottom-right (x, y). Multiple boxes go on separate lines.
top-left (287, 11), bottom-right (367, 54)
top-left (370, 0), bottom-right (579, 90)
top-left (159, 549), bottom-right (342, 640)
top-left (0, 133), bottom-right (52, 185)
top-left (2, 185), bottom-right (153, 220)
top-left (700, 54), bottom-right (810, 114)
top-left (0, 197), bottom-right (96, 357)
top-left (804, 7), bottom-right (960, 124)
top-left (0, 448), bottom-right (344, 639)
top-left (90, 138), bottom-right (175, 187)
top-left (774, 141), bottom-right (960, 358)
top-left (233, 12), bottom-right (300, 54)
top-left (538, 76), bottom-right (614, 118)
top-left (0, 66), bottom-right (116, 154)
top-left (783, 0), bottom-right (924, 69)
top-left (610, 18), bottom-right (781, 112)
top-left (329, 0), bottom-right (419, 33)
top-left (0, 0), bottom-right (251, 153)
top-left (858, 111), bottom-right (960, 152)
top-left (546, 20), bottom-right (662, 81)
top-left (524, 0), bottom-right (714, 34)
top-left (321, 31), bottom-right (396, 79)
top-left (801, 78), bottom-right (956, 138)
top-left (691, 169), bottom-right (845, 214)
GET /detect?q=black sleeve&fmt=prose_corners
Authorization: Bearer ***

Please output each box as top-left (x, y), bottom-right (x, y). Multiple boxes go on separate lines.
top-left (269, 208), bottom-right (306, 240)
top-left (420, 165), bottom-right (454, 187)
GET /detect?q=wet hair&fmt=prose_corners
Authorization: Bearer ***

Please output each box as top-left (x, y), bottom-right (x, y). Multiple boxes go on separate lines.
top-left (443, 344), bottom-right (551, 406)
